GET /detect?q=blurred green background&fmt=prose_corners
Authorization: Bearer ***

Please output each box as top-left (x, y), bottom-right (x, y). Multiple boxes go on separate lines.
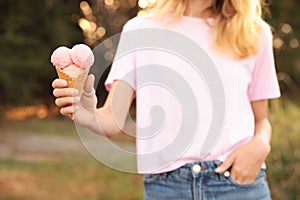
top-left (0, 0), bottom-right (299, 199)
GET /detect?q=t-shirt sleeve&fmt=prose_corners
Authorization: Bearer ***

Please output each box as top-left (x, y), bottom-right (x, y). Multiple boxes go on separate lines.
top-left (104, 24), bottom-right (136, 91)
top-left (248, 24), bottom-right (281, 101)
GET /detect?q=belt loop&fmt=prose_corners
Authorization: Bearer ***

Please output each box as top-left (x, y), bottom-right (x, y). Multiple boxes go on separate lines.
top-left (160, 172), bottom-right (167, 179)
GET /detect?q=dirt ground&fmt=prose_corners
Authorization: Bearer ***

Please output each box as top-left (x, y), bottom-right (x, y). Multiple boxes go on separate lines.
top-left (0, 131), bottom-right (85, 161)
top-left (0, 128), bottom-right (135, 163)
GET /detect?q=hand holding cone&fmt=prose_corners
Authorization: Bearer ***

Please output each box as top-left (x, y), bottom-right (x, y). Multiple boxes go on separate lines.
top-left (51, 44), bottom-right (95, 119)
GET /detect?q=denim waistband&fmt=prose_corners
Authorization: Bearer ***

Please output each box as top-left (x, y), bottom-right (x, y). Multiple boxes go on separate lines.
top-left (161, 160), bottom-right (223, 178)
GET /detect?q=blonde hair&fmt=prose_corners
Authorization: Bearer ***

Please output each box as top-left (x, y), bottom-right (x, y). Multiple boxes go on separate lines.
top-left (148, 0), bottom-right (267, 59)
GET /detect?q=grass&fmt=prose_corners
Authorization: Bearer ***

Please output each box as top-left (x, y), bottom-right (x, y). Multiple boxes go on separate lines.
top-left (0, 117), bottom-right (136, 142)
top-left (0, 99), bottom-right (299, 199)
top-left (0, 155), bottom-right (143, 200)
top-left (0, 118), bottom-right (76, 136)
top-left (0, 117), bottom-right (142, 200)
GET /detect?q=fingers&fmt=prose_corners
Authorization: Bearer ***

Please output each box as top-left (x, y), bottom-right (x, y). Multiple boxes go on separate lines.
top-left (55, 96), bottom-right (80, 107)
top-left (52, 78), bottom-right (80, 119)
top-left (215, 153), bottom-right (235, 173)
top-left (55, 95), bottom-right (80, 119)
top-left (52, 79), bottom-right (68, 88)
top-left (215, 151), bottom-right (260, 183)
top-left (215, 155), bottom-right (251, 183)
top-left (60, 104), bottom-right (80, 117)
top-left (52, 78), bottom-right (79, 98)
top-left (52, 76), bottom-right (96, 119)
top-left (53, 87), bottom-right (79, 98)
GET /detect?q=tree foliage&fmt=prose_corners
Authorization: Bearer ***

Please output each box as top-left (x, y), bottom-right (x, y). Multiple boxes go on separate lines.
top-left (0, 0), bottom-right (299, 106)
top-left (0, 0), bottom-right (82, 106)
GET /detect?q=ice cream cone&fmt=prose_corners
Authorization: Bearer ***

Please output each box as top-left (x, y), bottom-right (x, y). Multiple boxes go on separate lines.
top-left (55, 65), bottom-right (89, 95)
top-left (55, 66), bottom-right (90, 119)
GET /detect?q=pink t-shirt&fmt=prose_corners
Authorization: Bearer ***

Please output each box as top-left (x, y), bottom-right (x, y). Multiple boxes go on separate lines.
top-left (105, 15), bottom-right (281, 174)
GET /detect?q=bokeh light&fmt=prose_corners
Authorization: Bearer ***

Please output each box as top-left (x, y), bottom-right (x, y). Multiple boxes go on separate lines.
top-left (137, 0), bottom-right (157, 15)
top-left (289, 38), bottom-right (299, 48)
top-left (78, 0), bottom-right (140, 45)
top-left (138, 0), bottom-right (149, 9)
top-left (281, 23), bottom-right (292, 34)
top-left (96, 27), bottom-right (106, 38)
top-left (78, 18), bottom-right (91, 31)
top-left (105, 0), bottom-right (114, 6)
top-left (273, 37), bottom-right (284, 49)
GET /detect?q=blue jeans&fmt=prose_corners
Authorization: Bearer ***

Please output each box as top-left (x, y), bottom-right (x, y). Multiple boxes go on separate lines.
top-left (143, 161), bottom-right (271, 200)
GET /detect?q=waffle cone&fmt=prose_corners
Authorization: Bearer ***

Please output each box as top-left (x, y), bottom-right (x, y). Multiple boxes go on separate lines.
top-left (55, 66), bottom-right (90, 120)
top-left (55, 66), bottom-right (89, 96)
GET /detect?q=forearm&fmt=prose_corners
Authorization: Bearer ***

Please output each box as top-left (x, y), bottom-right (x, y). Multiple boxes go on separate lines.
top-left (84, 80), bottom-right (134, 137)
top-left (86, 107), bottom-right (123, 137)
top-left (250, 100), bottom-right (272, 152)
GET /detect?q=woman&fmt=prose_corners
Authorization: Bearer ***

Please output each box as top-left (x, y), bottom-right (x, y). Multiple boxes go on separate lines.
top-left (52, 0), bottom-right (281, 199)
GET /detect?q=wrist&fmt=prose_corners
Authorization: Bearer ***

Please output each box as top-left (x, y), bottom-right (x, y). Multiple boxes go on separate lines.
top-left (253, 135), bottom-right (271, 154)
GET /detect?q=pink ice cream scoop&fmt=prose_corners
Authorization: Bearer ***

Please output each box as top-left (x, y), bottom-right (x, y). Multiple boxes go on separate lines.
top-left (62, 64), bottom-right (82, 77)
top-left (50, 46), bottom-right (72, 69)
top-left (71, 44), bottom-right (95, 70)
top-left (51, 44), bottom-right (94, 77)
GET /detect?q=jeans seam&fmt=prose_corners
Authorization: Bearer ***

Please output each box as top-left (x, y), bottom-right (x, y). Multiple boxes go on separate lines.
top-left (193, 176), bottom-right (197, 200)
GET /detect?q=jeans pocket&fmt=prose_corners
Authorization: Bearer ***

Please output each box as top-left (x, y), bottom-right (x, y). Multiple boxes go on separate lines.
top-left (227, 169), bottom-right (267, 188)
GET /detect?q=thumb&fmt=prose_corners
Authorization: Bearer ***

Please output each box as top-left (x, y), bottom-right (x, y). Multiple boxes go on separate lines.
top-left (83, 74), bottom-right (95, 95)
top-left (80, 74), bottom-right (97, 111)
top-left (215, 154), bottom-right (235, 173)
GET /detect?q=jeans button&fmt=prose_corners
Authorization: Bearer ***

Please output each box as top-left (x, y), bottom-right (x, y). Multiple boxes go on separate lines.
top-left (192, 164), bottom-right (201, 173)
top-left (224, 171), bottom-right (230, 177)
